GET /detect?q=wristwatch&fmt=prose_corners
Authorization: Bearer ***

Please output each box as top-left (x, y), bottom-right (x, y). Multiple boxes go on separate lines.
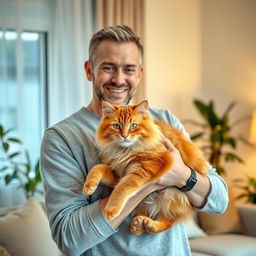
top-left (178, 167), bottom-right (197, 192)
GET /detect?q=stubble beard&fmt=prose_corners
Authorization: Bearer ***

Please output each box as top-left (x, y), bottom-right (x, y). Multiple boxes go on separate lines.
top-left (96, 92), bottom-right (132, 105)
top-left (95, 82), bottom-right (133, 105)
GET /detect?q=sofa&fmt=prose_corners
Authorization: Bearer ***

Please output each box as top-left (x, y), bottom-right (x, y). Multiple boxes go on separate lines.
top-left (187, 204), bottom-right (256, 256)
top-left (0, 197), bottom-right (256, 256)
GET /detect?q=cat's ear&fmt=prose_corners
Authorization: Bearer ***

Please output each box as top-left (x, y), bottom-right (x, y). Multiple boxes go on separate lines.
top-left (134, 100), bottom-right (149, 115)
top-left (102, 101), bottom-right (116, 116)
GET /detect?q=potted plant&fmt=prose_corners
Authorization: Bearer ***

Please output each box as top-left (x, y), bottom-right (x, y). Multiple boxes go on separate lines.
top-left (184, 99), bottom-right (252, 175)
top-left (233, 175), bottom-right (256, 204)
top-left (0, 124), bottom-right (42, 199)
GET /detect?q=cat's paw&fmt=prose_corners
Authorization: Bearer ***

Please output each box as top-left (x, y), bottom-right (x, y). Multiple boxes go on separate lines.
top-left (130, 216), bottom-right (145, 235)
top-left (104, 207), bottom-right (121, 220)
top-left (143, 218), bottom-right (157, 233)
top-left (82, 181), bottom-right (98, 195)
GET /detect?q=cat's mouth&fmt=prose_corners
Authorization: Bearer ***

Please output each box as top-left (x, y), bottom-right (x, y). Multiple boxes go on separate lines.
top-left (119, 140), bottom-right (134, 147)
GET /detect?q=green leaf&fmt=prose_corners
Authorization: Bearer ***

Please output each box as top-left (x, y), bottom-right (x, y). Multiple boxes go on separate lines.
top-left (3, 142), bottom-right (9, 152)
top-left (224, 152), bottom-right (244, 163)
top-left (190, 132), bottom-right (205, 141)
top-left (248, 177), bottom-right (256, 187)
top-left (0, 125), bottom-right (3, 138)
top-left (24, 150), bottom-right (31, 174)
top-left (8, 152), bottom-right (20, 159)
top-left (222, 101), bottom-right (236, 119)
top-left (194, 100), bottom-right (219, 128)
top-left (216, 166), bottom-right (225, 175)
top-left (35, 160), bottom-right (41, 182)
top-left (224, 137), bottom-right (236, 148)
top-left (4, 174), bottom-right (12, 184)
top-left (236, 194), bottom-right (247, 200)
top-left (0, 166), bottom-right (9, 172)
top-left (8, 137), bottom-right (22, 144)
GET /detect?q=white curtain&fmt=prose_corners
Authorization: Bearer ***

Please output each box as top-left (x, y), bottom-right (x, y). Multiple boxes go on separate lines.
top-left (49, 0), bottom-right (95, 125)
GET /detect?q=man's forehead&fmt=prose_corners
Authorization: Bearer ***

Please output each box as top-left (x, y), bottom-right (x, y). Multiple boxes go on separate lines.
top-left (94, 41), bottom-right (140, 65)
top-left (100, 61), bottom-right (138, 67)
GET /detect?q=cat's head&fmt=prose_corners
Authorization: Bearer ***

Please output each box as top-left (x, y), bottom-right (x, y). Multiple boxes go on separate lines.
top-left (96, 100), bottom-right (162, 150)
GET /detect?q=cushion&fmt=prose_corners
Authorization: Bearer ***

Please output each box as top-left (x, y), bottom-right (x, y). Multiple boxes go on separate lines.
top-left (190, 234), bottom-right (256, 256)
top-left (0, 245), bottom-right (11, 256)
top-left (197, 187), bottom-right (244, 235)
top-left (0, 197), bottom-right (61, 256)
top-left (184, 215), bottom-right (206, 239)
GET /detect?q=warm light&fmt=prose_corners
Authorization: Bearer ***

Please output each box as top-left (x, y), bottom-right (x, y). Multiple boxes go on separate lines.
top-left (249, 111), bottom-right (256, 143)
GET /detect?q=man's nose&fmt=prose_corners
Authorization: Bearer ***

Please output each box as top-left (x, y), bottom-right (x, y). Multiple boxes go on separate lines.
top-left (111, 70), bottom-right (126, 85)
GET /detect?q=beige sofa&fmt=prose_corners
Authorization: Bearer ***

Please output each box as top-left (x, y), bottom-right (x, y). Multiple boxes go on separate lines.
top-left (0, 198), bottom-right (256, 256)
top-left (188, 204), bottom-right (256, 256)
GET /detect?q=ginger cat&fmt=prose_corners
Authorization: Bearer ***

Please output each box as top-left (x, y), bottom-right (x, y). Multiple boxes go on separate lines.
top-left (83, 100), bottom-right (208, 235)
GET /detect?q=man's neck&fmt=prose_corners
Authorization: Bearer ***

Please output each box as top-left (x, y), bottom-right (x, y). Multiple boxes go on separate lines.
top-left (86, 101), bottom-right (102, 117)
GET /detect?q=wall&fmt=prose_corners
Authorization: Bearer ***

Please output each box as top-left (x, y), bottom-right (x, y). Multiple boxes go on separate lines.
top-left (144, 0), bottom-right (256, 193)
top-left (144, 0), bottom-right (202, 118)
top-left (200, 0), bottom-right (256, 186)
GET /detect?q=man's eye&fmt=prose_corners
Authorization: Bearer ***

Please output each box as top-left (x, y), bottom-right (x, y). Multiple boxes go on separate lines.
top-left (103, 66), bottom-right (114, 72)
top-left (113, 123), bottom-right (121, 129)
top-left (125, 67), bottom-right (136, 74)
top-left (129, 123), bottom-right (138, 130)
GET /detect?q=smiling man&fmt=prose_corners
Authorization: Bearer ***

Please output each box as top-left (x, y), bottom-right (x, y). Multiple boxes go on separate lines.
top-left (40, 25), bottom-right (228, 256)
top-left (85, 38), bottom-right (144, 115)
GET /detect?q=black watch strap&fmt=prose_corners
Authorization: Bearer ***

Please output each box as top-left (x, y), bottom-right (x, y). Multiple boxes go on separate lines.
top-left (179, 167), bottom-right (197, 192)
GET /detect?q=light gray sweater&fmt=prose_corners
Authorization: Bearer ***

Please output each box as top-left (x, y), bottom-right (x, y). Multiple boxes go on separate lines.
top-left (40, 107), bottom-right (228, 256)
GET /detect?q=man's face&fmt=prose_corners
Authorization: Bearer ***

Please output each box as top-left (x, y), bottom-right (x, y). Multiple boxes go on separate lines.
top-left (86, 40), bottom-right (143, 106)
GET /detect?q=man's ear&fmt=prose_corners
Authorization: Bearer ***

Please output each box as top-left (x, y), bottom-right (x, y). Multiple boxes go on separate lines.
top-left (84, 61), bottom-right (93, 81)
top-left (138, 65), bottom-right (144, 81)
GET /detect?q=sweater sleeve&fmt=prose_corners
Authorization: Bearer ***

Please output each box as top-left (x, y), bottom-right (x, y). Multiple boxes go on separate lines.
top-left (161, 109), bottom-right (229, 214)
top-left (40, 128), bottom-right (117, 255)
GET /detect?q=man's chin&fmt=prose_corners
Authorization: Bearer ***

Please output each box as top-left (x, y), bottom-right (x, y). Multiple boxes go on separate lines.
top-left (102, 97), bottom-right (131, 106)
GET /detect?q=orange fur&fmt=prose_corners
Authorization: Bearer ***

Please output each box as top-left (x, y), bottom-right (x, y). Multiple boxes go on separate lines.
top-left (83, 100), bottom-right (208, 235)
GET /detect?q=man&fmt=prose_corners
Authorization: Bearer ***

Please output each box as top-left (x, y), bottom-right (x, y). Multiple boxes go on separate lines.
top-left (40, 25), bottom-right (228, 256)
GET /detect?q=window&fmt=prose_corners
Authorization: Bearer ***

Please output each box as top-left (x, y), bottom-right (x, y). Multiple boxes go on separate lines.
top-left (0, 29), bottom-right (47, 164)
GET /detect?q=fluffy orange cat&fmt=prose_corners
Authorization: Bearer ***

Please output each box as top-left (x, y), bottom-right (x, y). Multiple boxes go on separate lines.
top-left (83, 100), bottom-right (208, 235)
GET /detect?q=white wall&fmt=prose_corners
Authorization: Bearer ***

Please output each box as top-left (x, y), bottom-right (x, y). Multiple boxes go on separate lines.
top-left (144, 0), bottom-right (256, 192)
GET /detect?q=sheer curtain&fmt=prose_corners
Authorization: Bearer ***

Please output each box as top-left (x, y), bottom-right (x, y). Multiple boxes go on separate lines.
top-left (49, 0), bottom-right (95, 125)
top-left (96, 0), bottom-right (145, 103)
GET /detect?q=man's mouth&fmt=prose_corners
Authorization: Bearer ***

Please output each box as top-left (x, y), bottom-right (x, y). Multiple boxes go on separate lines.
top-left (106, 86), bottom-right (128, 94)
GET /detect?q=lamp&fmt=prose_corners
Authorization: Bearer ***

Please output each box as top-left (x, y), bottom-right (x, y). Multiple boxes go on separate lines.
top-left (249, 111), bottom-right (256, 144)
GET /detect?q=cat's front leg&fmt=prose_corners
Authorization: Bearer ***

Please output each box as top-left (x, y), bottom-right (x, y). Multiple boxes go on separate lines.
top-left (104, 172), bottom-right (151, 220)
top-left (83, 164), bottom-right (116, 195)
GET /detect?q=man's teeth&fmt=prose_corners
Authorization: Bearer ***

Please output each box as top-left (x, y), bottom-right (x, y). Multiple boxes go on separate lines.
top-left (110, 89), bottom-right (126, 93)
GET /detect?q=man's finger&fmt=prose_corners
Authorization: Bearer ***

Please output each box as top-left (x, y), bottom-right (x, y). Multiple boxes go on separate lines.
top-left (161, 136), bottom-right (175, 151)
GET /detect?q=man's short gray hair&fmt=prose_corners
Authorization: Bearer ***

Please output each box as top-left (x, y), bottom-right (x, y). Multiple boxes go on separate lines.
top-left (89, 25), bottom-right (143, 66)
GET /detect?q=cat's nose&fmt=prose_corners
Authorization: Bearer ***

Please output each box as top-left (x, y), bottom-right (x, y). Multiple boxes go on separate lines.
top-left (122, 135), bottom-right (128, 139)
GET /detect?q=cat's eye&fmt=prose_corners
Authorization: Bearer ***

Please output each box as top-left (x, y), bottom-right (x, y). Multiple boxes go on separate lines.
top-left (129, 123), bottom-right (138, 130)
top-left (113, 123), bottom-right (121, 130)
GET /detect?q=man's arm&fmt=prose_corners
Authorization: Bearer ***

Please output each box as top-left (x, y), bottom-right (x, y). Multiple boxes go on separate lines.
top-left (155, 137), bottom-right (228, 212)
top-left (150, 108), bottom-right (228, 213)
top-left (40, 128), bottom-right (117, 255)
